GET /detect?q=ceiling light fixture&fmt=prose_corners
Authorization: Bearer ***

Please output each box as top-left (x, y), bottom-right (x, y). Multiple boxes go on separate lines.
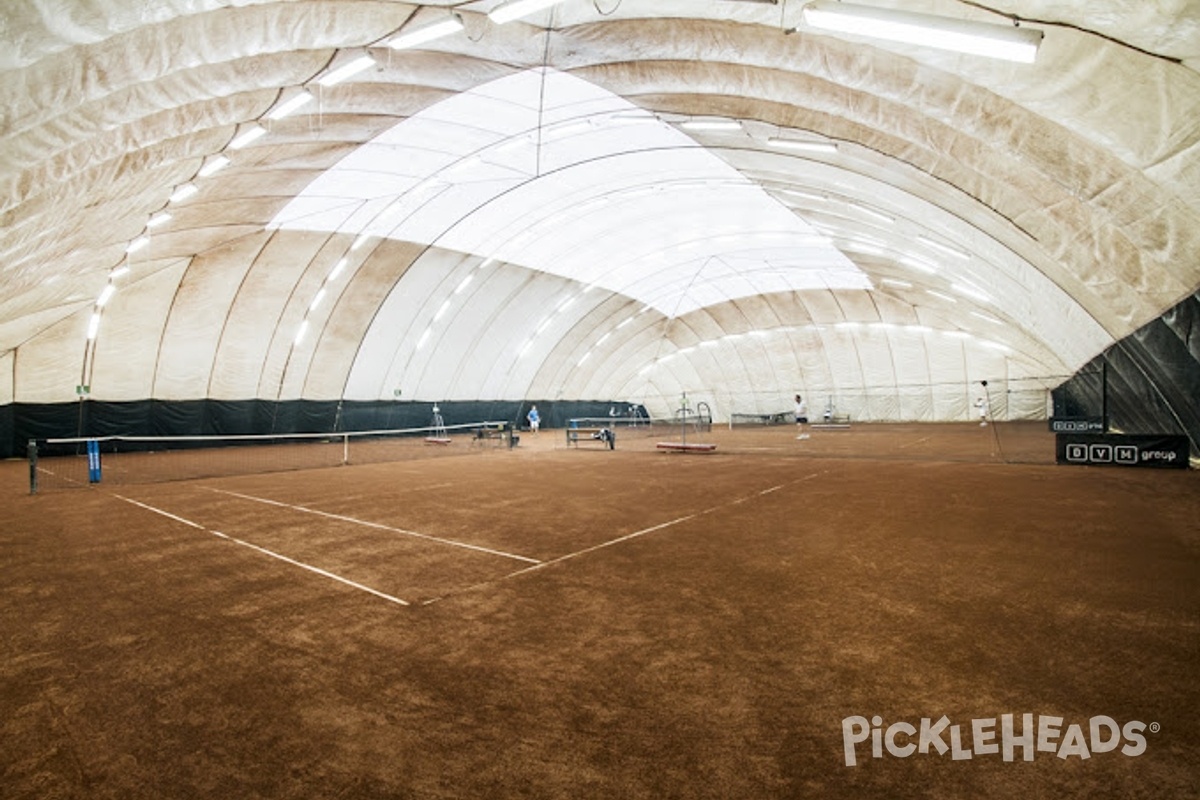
top-left (146, 212), bottom-right (173, 228)
top-left (169, 183), bottom-right (198, 203)
top-left (680, 119), bottom-right (743, 132)
top-left (229, 125), bottom-right (267, 150)
top-left (126, 236), bottom-right (150, 254)
top-left (489, 0), bottom-right (570, 25)
top-left (96, 284), bottom-right (116, 307)
top-left (918, 234), bottom-right (970, 260)
top-left (389, 15), bottom-right (464, 49)
top-left (198, 155), bottom-right (230, 177)
top-left (318, 54), bottom-right (376, 87)
top-left (267, 90), bottom-right (314, 121)
top-left (767, 137), bottom-right (838, 154)
top-left (801, 1), bottom-right (1043, 63)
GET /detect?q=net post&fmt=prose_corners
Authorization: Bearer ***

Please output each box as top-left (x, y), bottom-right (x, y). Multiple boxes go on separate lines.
top-left (27, 439), bottom-right (38, 495)
top-left (342, 433), bottom-right (349, 466)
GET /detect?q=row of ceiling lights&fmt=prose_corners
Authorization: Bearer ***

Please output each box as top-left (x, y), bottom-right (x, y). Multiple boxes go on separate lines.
top-left (88, 0), bottom-right (1030, 363)
top-left (87, 0), bottom-right (565, 346)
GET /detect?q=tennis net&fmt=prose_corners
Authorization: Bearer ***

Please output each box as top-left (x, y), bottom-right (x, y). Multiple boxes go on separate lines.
top-left (28, 421), bottom-right (513, 493)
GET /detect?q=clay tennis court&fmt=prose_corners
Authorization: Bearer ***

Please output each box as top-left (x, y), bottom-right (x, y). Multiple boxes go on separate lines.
top-left (2, 423), bottom-right (1197, 798)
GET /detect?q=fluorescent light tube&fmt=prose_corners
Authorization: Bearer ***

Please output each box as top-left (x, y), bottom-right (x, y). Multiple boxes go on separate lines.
top-left (918, 234), bottom-right (970, 260)
top-left (318, 54), bottom-right (376, 87)
top-left (126, 236), bottom-right (150, 254)
top-left (802, 1), bottom-right (1043, 64)
top-left (170, 183), bottom-right (198, 203)
top-left (328, 258), bottom-right (348, 281)
top-left (267, 90), bottom-right (314, 121)
top-left (389, 16), bottom-right (463, 49)
top-left (852, 203), bottom-right (895, 224)
top-left (489, 0), bottom-right (569, 25)
top-left (97, 284), bottom-right (116, 307)
top-left (146, 212), bottom-right (172, 228)
top-left (229, 125), bottom-right (266, 150)
top-left (87, 313), bottom-right (101, 340)
top-left (294, 320), bottom-right (309, 344)
top-left (680, 119), bottom-right (743, 132)
top-left (952, 282), bottom-right (991, 303)
top-left (767, 137), bottom-right (837, 154)
top-left (901, 256), bottom-right (938, 274)
top-left (198, 155), bottom-right (230, 177)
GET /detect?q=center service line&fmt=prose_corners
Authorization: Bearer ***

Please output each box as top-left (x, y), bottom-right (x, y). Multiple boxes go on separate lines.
top-left (114, 494), bottom-right (410, 607)
top-left (204, 487), bottom-right (541, 565)
top-left (425, 470), bottom-right (828, 604)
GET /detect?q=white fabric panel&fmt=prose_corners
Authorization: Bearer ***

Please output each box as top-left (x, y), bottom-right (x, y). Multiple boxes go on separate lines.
top-left (341, 259), bottom-right (449, 401)
top-left (1, 0), bottom-right (1197, 423)
top-left (152, 231), bottom-right (268, 399)
top-left (270, 68), bottom-right (867, 317)
top-left (296, 238), bottom-right (424, 400)
top-left (555, 305), bottom-right (664, 400)
top-left (0, 350), bottom-right (13, 405)
top-left (89, 259), bottom-right (190, 400)
top-left (209, 230), bottom-right (333, 399)
top-left (12, 311), bottom-right (89, 404)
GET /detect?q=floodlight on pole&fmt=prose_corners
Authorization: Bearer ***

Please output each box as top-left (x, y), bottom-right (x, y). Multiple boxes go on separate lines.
top-left (801, 1), bottom-right (1043, 63)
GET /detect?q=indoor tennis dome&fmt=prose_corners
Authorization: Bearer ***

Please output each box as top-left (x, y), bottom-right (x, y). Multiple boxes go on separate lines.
top-left (2, 0), bottom-right (1198, 461)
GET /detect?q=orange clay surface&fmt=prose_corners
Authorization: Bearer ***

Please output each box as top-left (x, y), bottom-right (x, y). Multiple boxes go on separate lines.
top-left (2, 423), bottom-right (1197, 799)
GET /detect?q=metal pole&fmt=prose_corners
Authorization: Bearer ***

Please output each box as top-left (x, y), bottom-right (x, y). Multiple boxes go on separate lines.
top-left (1101, 360), bottom-right (1109, 433)
top-left (27, 439), bottom-right (38, 495)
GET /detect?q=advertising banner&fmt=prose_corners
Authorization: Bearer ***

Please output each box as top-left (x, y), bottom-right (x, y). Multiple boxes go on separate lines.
top-left (1055, 433), bottom-right (1188, 469)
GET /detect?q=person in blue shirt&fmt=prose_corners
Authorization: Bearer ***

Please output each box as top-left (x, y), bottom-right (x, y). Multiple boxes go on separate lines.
top-left (527, 404), bottom-right (541, 434)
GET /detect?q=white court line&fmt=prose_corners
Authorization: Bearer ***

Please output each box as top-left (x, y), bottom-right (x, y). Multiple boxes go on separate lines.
top-left (426, 471), bottom-right (827, 604)
top-left (204, 487), bottom-right (541, 565)
top-left (114, 494), bottom-right (410, 606)
top-left (454, 512), bottom-right (700, 592)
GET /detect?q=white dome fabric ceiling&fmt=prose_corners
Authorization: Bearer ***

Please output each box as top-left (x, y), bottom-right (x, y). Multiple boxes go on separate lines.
top-left (2, 0), bottom-right (1199, 422)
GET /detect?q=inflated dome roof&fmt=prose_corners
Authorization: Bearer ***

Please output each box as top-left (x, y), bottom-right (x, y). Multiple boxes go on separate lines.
top-left (3, 0), bottom-right (1199, 423)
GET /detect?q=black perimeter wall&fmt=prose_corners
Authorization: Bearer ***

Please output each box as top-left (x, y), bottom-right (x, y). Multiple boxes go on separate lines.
top-left (1053, 288), bottom-right (1200, 462)
top-left (0, 400), bottom-right (640, 460)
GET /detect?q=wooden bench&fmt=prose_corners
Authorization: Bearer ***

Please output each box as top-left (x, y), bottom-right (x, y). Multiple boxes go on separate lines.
top-left (566, 426), bottom-right (615, 450)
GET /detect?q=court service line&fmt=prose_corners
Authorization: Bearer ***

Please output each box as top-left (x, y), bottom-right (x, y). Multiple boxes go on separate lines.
top-left (450, 512), bottom-right (700, 593)
top-left (203, 487), bottom-right (541, 565)
top-left (426, 470), bottom-right (827, 604)
top-left (113, 494), bottom-right (410, 607)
